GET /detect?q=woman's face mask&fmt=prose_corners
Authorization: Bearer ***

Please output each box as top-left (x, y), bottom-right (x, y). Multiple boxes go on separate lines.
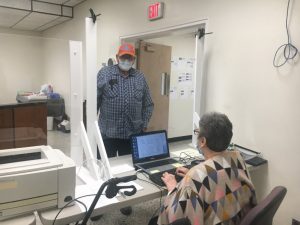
top-left (197, 144), bottom-right (204, 155)
top-left (197, 136), bottom-right (204, 155)
top-left (118, 59), bottom-right (133, 71)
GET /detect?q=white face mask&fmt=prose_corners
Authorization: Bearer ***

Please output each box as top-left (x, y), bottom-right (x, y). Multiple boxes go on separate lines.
top-left (118, 59), bottom-right (133, 71)
top-left (197, 144), bottom-right (204, 155)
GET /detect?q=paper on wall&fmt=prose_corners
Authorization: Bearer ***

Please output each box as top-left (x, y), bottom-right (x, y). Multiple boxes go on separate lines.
top-left (178, 72), bottom-right (193, 86)
top-left (171, 59), bottom-right (179, 70)
top-left (169, 87), bottom-right (178, 100)
top-left (189, 88), bottom-right (195, 98)
top-left (179, 88), bottom-right (188, 99)
top-left (177, 57), bottom-right (186, 70)
top-left (186, 58), bottom-right (195, 70)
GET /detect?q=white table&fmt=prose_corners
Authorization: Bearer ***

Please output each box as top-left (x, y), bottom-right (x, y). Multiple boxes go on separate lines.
top-left (38, 143), bottom-right (261, 225)
top-left (1, 213), bottom-right (36, 225)
top-left (38, 154), bottom-right (167, 225)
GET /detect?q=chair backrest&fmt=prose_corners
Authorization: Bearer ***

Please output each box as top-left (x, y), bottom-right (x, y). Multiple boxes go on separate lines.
top-left (239, 186), bottom-right (287, 225)
top-left (169, 217), bottom-right (191, 225)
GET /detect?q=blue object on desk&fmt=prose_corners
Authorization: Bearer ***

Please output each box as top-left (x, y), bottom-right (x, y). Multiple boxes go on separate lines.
top-left (48, 93), bottom-right (60, 99)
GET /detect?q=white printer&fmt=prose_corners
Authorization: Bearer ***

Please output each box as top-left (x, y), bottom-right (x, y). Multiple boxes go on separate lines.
top-left (0, 146), bottom-right (75, 221)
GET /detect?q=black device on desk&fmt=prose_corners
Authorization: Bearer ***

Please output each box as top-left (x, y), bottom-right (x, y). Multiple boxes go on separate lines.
top-left (245, 156), bottom-right (267, 166)
top-left (234, 144), bottom-right (267, 166)
top-left (190, 159), bottom-right (205, 166)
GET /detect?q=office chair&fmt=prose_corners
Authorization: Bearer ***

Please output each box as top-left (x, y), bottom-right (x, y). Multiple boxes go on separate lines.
top-left (239, 186), bottom-right (287, 225)
top-left (148, 216), bottom-right (191, 225)
top-left (152, 187), bottom-right (286, 225)
top-left (169, 218), bottom-right (191, 225)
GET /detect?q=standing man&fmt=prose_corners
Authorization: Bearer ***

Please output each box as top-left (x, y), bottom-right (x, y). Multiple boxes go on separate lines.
top-left (97, 43), bottom-right (154, 158)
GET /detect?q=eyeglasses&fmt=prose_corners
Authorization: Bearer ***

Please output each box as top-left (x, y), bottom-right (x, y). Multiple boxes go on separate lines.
top-left (193, 129), bottom-right (200, 135)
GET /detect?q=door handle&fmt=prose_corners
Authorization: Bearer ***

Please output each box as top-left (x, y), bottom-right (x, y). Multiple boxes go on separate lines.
top-left (161, 73), bottom-right (170, 96)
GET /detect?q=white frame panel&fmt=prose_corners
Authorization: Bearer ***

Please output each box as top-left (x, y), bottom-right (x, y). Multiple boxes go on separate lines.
top-left (120, 20), bottom-right (209, 147)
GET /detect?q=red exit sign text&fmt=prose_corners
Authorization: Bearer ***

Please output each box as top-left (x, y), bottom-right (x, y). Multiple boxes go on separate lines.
top-left (148, 2), bottom-right (164, 21)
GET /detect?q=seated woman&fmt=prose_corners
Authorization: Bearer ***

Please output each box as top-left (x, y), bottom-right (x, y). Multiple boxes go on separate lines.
top-left (155, 112), bottom-right (257, 225)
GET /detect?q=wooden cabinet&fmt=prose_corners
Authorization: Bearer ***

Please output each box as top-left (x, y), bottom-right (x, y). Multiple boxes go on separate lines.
top-left (0, 102), bottom-right (47, 150)
top-left (0, 108), bottom-right (14, 149)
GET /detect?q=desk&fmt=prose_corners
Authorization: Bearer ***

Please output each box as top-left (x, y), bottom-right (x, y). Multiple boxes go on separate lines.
top-left (2, 213), bottom-right (36, 225)
top-left (39, 154), bottom-right (166, 225)
top-left (39, 144), bottom-right (261, 225)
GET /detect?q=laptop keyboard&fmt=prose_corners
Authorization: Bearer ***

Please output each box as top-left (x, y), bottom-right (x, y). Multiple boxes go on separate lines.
top-left (148, 165), bottom-right (193, 187)
top-left (149, 168), bottom-right (182, 187)
top-left (141, 158), bottom-right (178, 169)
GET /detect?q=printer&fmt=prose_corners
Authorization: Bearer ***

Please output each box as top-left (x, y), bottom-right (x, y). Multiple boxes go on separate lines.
top-left (0, 145), bottom-right (75, 221)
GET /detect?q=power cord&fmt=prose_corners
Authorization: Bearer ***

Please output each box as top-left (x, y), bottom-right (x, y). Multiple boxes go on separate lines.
top-left (273, 0), bottom-right (298, 67)
top-left (77, 158), bottom-right (107, 181)
top-left (136, 170), bottom-right (165, 222)
top-left (52, 194), bottom-right (98, 225)
top-left (53, 175), bottom-right (138, 225)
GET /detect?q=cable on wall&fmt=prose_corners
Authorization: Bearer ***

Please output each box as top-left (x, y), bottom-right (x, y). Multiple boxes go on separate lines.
top-left (273, 0), bottom-right (298, 67)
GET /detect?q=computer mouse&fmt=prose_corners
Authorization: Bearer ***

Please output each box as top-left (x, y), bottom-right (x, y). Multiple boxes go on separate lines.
top-left (190, 159), bottom-right (205, 167)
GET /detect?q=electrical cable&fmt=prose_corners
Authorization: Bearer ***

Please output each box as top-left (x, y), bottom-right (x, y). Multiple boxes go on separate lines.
top-left (73, 199), bottom-right (87, 225)
top-left (138, 176), bottom-right (164, 221)
top-left (52, 194), bottom-right (99, 225)
top-left (53, 175), bottom-right (138, 225)
top-left (273, 0), bottom-right (298, 67)
top-left (136, 170), bottom-right (165, 222)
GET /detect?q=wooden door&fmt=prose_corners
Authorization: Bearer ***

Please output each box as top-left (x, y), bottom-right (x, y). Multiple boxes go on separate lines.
top-left (0, 108), bottom-right (14, 149)
top-left (138, 41), bottom-right (171, 132)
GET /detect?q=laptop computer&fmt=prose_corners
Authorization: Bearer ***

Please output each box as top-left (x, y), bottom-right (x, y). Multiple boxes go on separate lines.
top-left (130, 130), bottom-right (183, 175)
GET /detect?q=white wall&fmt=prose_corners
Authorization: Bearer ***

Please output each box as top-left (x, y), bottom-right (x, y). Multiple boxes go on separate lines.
top-left (42, 38), bottom-right (71, 116)
top-left (0, 28), bottom-right (72, 116)
top-left (0, 30), bottom-right (43, 104)
top-left (43, 0), bottom-right (300, 223)
top-left (147, 34), bottom-right (195, 138)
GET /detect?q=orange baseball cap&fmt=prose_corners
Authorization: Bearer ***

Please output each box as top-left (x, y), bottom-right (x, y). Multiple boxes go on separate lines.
top-left (118, 43), bottom-right (136, 57)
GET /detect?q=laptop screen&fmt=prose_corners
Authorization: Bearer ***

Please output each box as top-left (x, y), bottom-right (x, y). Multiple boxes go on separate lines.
top-left (131, 130), bottom-right (169, 163)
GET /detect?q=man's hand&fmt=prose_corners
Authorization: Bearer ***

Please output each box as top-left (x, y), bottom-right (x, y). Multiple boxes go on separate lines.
top-left (142, 127), bottom-right (147, 132)
top-left (161, 172), bottom-right (177, 192)
top-left (176, 167), bottom-right (189, 177)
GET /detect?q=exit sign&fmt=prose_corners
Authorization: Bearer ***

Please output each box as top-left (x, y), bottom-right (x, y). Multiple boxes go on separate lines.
top-left (148, 2), bottom-right (164, 21)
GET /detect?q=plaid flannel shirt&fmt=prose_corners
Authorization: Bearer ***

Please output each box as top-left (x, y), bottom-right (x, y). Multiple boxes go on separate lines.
top-left (97, 65), bottom-right (154, 139)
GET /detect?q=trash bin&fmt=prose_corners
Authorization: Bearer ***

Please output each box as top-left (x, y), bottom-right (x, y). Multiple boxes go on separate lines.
top-left (47, 117), bottom-right (54, 131)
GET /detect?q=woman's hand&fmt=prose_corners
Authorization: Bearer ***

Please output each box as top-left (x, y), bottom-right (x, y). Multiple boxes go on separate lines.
top-left (161, 172), bottom-right (177, 192)
top-left (176, 167), bottom-right (189, 177)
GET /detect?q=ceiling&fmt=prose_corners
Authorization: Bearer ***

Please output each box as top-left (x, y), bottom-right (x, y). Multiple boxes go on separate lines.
top-left (0, 0), bottom-right (86, 31)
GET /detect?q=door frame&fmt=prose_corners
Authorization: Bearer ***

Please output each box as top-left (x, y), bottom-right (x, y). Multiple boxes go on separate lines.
top-left (120, 20), bottom-right (209, 143)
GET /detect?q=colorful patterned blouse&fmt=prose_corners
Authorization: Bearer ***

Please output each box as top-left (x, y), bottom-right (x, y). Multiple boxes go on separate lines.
top-left (158, 151), bottom-right (256, 225)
